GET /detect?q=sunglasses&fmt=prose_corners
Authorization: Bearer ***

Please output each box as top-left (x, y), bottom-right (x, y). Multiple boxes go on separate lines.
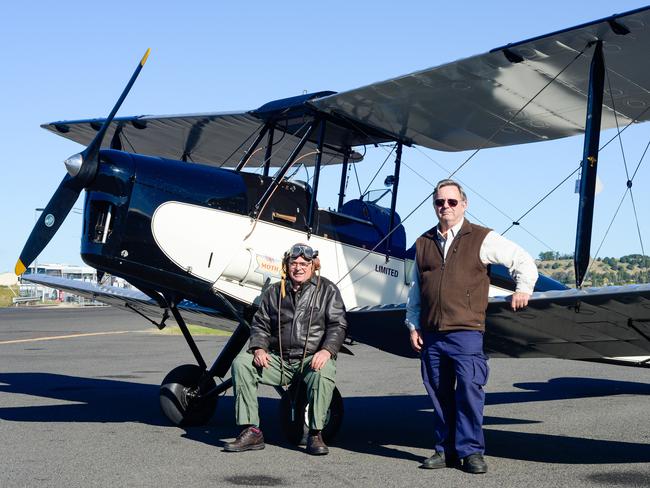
top-left (288, 244), bottom-right (318, 260)
top-left (434, 198), bottom-right (459, 208)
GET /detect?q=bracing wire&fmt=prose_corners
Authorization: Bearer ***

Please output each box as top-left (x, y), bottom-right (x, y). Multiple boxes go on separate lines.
top-left (361, 143), bottom-right (396, 196)
top-left (219, 123), bottom-right (264, 168)
top-left (584, 136), bottom-right (650, 283)
top-left (412, 145), bottom-right (554, 250)
top-left (502, 165), bottom-right (581, 235)
top-left (446, 44), bottom-right (589, 179)
top-left (629, 191), bottom-right (646, 258)
top-left (607, 67), bottom-right (648, 275)
top-left (583, 62), bottom-right (650, 284)
top-left (605, 69), bottom-right (631, 181)
top-left (351, 159), bottom-right (363, 197)
top-left (584, 188), bottom-right (629, 284)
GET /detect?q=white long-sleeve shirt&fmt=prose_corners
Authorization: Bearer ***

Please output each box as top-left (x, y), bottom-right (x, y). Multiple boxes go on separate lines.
top-left (405, 218), bottom-right (538, 331)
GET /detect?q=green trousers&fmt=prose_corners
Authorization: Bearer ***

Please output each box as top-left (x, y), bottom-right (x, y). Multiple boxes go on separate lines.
top-left (231, 350), bottom-right (336, 430)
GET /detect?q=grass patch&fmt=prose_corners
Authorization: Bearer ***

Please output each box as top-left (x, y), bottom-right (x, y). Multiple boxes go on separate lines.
top-left (0, 286), bottom-right (19, 307)
top-left (153, 324), bottom-right (232, 336)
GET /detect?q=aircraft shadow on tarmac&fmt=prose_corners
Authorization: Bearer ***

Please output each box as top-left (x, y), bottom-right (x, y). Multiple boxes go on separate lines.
top-left (0, 372), bottom-right (648, 464)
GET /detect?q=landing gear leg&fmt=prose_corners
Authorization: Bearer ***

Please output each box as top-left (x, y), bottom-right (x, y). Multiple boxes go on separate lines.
top-left (159, 303), bottom-right (249, 426)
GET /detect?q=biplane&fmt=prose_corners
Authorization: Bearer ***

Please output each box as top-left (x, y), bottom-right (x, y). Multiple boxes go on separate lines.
top-left (16, 6), bottom-right (650, 442)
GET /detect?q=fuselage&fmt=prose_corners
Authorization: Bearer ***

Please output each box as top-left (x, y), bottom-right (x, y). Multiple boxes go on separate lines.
top-left (81, 149), bottom-right (565, 317)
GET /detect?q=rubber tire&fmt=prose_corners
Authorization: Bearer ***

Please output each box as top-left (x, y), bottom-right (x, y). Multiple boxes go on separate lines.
top-left (160, 364), bottom-right (217, 426)
top-left (279, 384), bottom-right (344, 445)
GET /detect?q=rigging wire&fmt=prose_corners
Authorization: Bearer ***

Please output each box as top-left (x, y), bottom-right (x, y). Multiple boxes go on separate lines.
top-left (599, 104), bottom-right (650, 153)
top-left (121, 131), bottom-right (137, 154)
top-left (338, 119), bottom-right (511, 232)
top-left (631, 137), bottom-right (650, 181)
top-left (583, 188), bottom-right (628, 284)
top-left (227, 118), bottom-right (291, 170)
top-left (607, 68), bottom-right (648, 277)
top-left (412, 145), bottom-right (554, 250)
top-left (332, 43), bottom-right (590, 254)
top-left (219, 123), bottom-right (264, 168)
top-left (627, 141), bottom-right (649, 280)
top-left (361, 143), bottom-right (396, 196)
top-left (351, 158), bottom-right (363, 197)
top-left (399, 157), bottom-right (488, 227)
top-left (244, 150), bottom-right (319, 241)
top-left (332, 45), bottom-right (595, 286)
top-left (446, 43), bottom-right (589, 179)
top-left (335, 188), bottom-right (434, 287)
top-left (583, 66), bottom-right (650, 284)
top-left (605, 70), bottom-right (631, 181)
top-left (629, 190), bottom-right (646, 258)
top-left (583, 139), bottom-right (649, 283)
top-left (501, 165), bottom-right (581, 235)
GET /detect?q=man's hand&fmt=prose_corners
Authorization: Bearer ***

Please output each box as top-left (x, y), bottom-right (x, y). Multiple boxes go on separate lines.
top-left (409, 329), bottom-right (423, 353)
top-left (311, 349), bottom-right (332, 371)
top-left (510, 291), bottom-right (531, 311)
top-left (253, 348), bottom-right (270, 368)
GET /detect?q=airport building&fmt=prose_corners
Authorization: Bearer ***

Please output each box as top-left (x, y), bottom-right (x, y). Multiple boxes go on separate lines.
top-left (15, 264), bottom-right (128, 306)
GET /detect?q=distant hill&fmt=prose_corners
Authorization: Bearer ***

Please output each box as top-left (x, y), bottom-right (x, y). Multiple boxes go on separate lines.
top-left (536, 253), bottom-right (650, 287)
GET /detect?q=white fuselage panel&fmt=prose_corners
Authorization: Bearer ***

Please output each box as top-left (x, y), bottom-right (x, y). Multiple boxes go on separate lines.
top-left (151, 201), bottom-right (410, 309)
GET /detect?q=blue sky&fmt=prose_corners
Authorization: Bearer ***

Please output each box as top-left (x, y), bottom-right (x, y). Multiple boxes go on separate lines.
top-left (2, 1), bottom-right (649, 273)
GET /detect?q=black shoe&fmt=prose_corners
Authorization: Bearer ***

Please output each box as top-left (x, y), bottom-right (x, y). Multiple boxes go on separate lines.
top-left (306, 432), bottom-right (329, 455)
top-left (462, 453), bottom-right (488, 474)
top-left (420, 451), bottom-right (446, 469)
top-left (223, 426), bottom-right (265, 452)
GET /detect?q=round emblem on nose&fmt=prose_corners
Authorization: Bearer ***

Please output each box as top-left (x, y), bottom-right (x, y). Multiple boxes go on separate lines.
top-left (44, 214), bottom-right (55, 228)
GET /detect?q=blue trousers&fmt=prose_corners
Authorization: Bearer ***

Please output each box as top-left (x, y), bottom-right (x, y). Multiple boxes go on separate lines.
top-left (420, 330), bottom-right (489, 458)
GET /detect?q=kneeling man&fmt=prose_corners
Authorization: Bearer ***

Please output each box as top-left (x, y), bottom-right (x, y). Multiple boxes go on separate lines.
top-left (225, 243), bottom-right (347, 455)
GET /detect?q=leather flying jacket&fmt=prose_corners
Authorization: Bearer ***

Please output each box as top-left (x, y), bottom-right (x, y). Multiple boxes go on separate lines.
top-left (248, 276), bottom-right (348, 360)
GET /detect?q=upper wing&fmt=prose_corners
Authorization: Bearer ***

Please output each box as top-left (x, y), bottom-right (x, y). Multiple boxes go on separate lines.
top-left (311, 7), bottom-right (650, 151)
top-left (41, 111), bottom-right (360, 168)
top-left (346, 284), bottom-right (650, 365)
top-left (21, 274), bottom-right (238, 331)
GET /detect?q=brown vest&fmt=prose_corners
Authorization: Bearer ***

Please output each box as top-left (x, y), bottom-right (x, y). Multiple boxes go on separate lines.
top-left (416, 220), bottom-right (491, 332)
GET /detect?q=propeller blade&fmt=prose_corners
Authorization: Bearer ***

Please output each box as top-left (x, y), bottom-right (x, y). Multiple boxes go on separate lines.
top-left (83, 48), bottom-right (151, 163)
top-left (15, 49), bottom-right (151, 276)
top-left (15, 174), bottom-right (83, 275)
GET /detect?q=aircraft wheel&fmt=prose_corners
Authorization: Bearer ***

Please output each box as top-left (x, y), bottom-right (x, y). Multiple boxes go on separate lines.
top-left (160, 364), bottom-right (217, 426)
top-left (279, 384), bottom-right (343, 445)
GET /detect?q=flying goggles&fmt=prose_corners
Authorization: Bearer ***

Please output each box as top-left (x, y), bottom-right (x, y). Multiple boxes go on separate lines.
top-left (287, 244), bottom-right (318, 261)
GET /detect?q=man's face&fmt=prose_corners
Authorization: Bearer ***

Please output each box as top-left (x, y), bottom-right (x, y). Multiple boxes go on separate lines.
top-left (288, 256), bottom-right (313, 286)
top-left (434, 185), bottom-right (467, 229)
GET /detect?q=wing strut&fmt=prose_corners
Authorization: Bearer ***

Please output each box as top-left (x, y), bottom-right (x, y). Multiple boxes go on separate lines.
top-left (236, 123), bottom-right (270, 171)
top-left (386, 142), bottom-right (403, 259)
top-left (262, 125), bottom-right (275, 177)
top-left (337, 148), bottom-right (351, 211)
top-left (252, 122), bottom-right (316, 218)
top-left (574, 41), bottom-right (605, 288)
top-left (307, 119), bottom-right (327, 232)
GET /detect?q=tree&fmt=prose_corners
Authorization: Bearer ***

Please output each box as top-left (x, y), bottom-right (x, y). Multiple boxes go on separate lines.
top-left (539, 251), bottom-right (556, 261)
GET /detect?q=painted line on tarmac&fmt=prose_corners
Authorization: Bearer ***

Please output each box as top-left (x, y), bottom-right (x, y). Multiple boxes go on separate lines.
top-left (0, 330), bottom-right (132, 345)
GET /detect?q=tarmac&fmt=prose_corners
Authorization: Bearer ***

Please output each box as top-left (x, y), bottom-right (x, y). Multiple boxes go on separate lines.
top-left (0, 306), bottom-right (649, 487)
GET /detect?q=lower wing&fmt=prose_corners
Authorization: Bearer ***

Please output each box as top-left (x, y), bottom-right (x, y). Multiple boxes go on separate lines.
top-left (20, 274), bottom-right (237, 331)
top-left (347, 284), bottom-right (650, 366)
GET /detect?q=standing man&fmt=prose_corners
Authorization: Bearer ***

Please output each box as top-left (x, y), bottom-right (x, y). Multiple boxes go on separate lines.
top-left (406, 179), bottom-right (538, 474)
top-left (225, 243), bottom-right (347, 455)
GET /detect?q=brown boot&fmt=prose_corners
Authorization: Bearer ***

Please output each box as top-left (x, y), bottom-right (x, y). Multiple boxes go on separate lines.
top-left (306, 431), bottom-right (329, 455)
top-left (223, 426), bottom-right (265, 452)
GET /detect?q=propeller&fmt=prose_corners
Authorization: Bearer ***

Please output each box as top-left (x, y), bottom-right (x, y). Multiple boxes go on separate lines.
top-left (15, 49), bottom-right (151, 276)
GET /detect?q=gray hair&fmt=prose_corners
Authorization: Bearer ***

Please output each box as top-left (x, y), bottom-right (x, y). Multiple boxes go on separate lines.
top-left (433, 179), bottom-right (467, 202)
